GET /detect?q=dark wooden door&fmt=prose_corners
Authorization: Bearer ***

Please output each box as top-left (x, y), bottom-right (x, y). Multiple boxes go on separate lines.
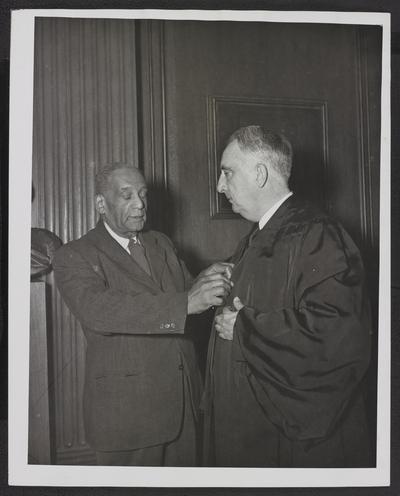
top-left (140, 21), bottom-right (381, 278)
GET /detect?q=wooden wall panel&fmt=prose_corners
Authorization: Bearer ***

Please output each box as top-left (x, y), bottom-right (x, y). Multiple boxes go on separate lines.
top-left (31, 17), bottom-right (138, 463)
top-left (137, 21), bottom-right (170, 235)
top-left (145, 21), bottom-right (381, 274)
top-left (29, 282), bottom-right (51, 464)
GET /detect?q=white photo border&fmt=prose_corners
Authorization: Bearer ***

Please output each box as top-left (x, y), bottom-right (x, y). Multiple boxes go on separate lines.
top-left (8, 8), bottom-right (391, 487)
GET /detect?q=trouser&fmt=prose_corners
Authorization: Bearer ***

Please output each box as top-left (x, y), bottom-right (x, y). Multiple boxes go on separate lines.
top-left (95, 376), bottom-right (198, 466)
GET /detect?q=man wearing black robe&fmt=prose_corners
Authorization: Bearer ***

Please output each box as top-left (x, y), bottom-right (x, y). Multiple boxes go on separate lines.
top-left (203, 126), bottom-right (372, 467)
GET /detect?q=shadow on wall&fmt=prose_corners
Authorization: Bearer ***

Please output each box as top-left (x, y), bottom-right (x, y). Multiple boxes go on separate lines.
top-left (146, 182), bottom-right (207, 274)
top-left (145, 183), bottom-right (175, 240)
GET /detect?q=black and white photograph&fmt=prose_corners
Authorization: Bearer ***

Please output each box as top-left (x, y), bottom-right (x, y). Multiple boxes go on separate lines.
top-left (7, 8), bottom-right (390, 488)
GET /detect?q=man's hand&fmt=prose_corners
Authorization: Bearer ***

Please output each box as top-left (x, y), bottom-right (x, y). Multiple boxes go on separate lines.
top-left (200, 262), bottom-right (234, 279)
top-left (215, 297), bottom-right (244, 341)
top-left (187, 263), bottom-right (234, 315)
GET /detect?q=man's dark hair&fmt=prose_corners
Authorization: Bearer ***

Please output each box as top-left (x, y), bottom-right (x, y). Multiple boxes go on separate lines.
top-left (95, 163), bottom-right (143, 195)
top-left (227, 125), bottom-right (293, 180)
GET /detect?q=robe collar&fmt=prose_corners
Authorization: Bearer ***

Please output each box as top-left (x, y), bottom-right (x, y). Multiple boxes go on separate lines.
top-left (247, 194), bottom-right (303, 256)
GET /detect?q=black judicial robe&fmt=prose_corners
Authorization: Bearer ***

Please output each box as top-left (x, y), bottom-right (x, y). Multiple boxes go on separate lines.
top-left (203, 196), bottom-right (372, 467)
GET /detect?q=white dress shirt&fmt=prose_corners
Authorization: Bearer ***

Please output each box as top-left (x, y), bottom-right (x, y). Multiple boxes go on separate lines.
top-left (258, 192), bottom-right (293, 230)
top-left (104, 221), bottom-right (136, 253)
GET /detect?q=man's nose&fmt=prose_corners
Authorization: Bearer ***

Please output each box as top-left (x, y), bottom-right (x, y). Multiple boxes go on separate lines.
top-left (217, 173), bottom-right (226, 193)
top-left (130, 195), bottom-right (145, 210)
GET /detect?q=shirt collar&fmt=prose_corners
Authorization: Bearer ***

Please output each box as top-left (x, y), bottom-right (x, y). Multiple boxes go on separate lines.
top-left (103, 221), bottom-right (134, 252)
top-left (258, 191), bottom-right (293, 230)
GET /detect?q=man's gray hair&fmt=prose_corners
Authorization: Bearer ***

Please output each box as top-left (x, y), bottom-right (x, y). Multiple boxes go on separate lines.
top-left (227, 126), bottom-right (293, 180)
top-left (95, 163), bottom-right (142, 195)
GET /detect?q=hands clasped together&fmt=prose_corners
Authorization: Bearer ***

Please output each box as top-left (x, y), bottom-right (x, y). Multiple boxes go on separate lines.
top-left (187, 262), bottom-right (244, 341)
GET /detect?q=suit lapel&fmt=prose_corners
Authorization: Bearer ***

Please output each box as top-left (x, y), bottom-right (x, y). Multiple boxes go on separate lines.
top-left (141, 231), bottom-right (167, 288)
top-left (232, 194), bottom-right (296, 264)
top-left (87, 222), bottom-right (161, 291)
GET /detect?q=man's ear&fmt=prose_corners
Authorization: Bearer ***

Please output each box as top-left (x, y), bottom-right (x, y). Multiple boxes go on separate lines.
top-left (256, 163), bottom-right (268, 188)
top-left (95, 194), bottom-right (106, 215)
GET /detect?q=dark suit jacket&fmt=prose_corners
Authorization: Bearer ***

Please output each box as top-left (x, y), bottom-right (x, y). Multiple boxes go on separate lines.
top-left (54, 221), bottom-right (202, 452)
top-left (203, 196), bottom-right (372, 467)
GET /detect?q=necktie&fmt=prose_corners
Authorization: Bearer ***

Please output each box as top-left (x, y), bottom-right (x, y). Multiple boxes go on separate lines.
top-left (235, 226), bottom-right (259, 266)
top-left (248, 226), bottom-right (259, 246)
top-left (128, 236), bottom-right (152, 277)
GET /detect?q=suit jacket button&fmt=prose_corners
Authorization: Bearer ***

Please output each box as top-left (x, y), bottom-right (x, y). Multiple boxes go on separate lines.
top-left (178, 364), bottom-right (184, 370)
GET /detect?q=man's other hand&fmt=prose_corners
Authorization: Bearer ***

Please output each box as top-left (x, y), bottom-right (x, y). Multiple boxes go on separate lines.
top-left (215, 297), bottom-right (244, 341)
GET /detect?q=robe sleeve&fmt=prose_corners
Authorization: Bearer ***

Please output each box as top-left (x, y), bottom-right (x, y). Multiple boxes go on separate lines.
top-left (235, 221), bottom-right (372, 442)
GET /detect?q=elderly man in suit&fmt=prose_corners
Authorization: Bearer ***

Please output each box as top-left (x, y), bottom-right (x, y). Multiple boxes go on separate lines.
top-left (203, 125), bottom-right (372, 467)
top-left (54, 163), bottom-right (233, 466)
